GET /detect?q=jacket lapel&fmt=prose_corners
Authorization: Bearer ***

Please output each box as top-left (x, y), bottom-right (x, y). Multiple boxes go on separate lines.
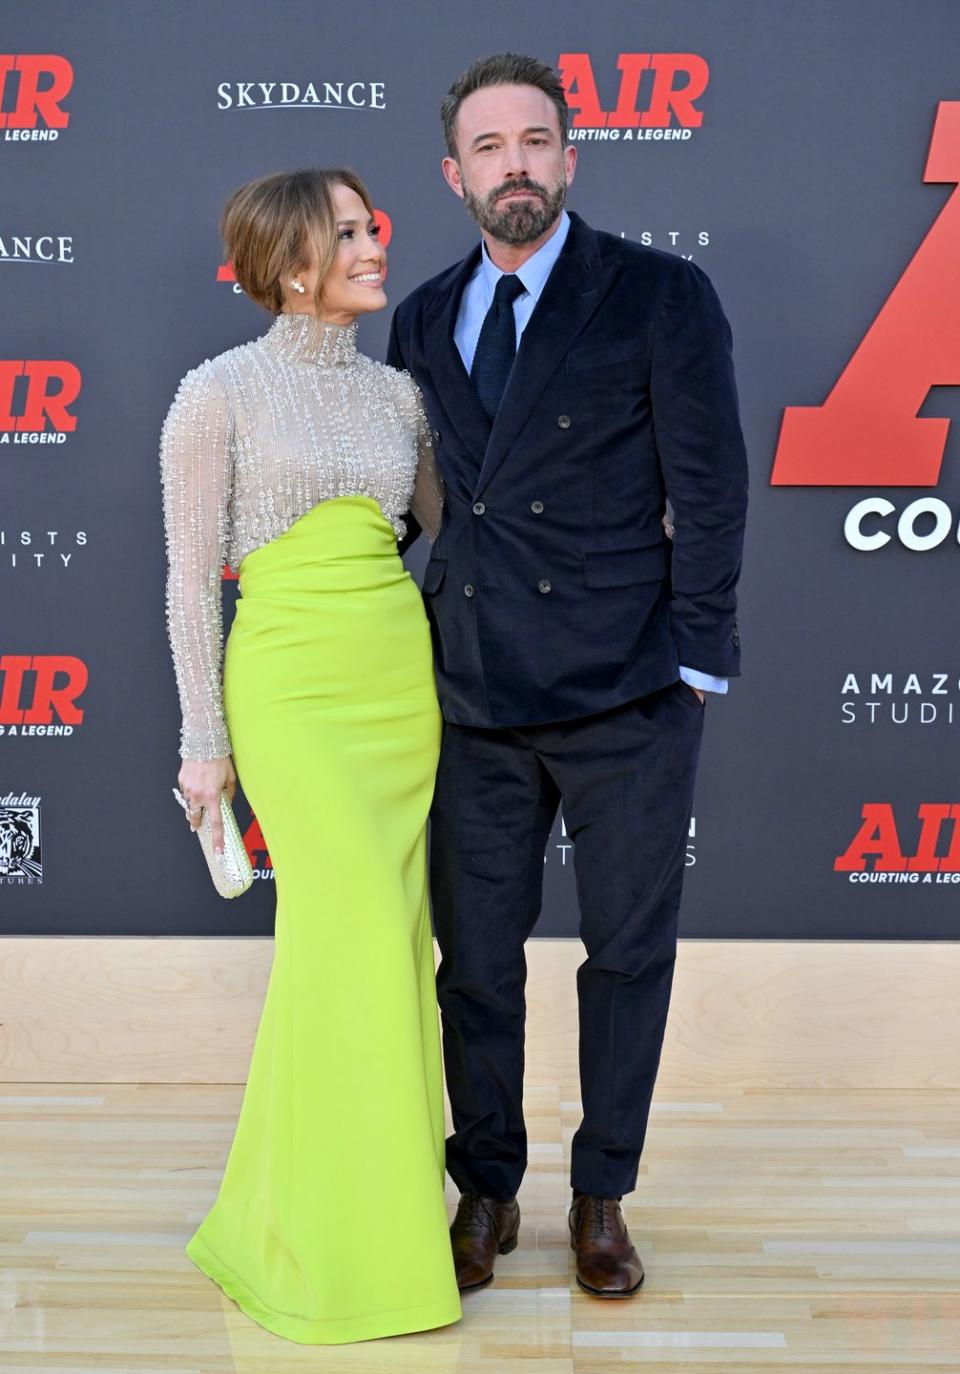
top-left (474, 213), bottom-right (612, 498)
top-left (423, 246), bottom-right (492, 466)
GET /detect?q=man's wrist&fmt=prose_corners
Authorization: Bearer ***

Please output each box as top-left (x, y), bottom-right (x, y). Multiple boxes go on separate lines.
top-left (678, 666), bottom-right (728, 695)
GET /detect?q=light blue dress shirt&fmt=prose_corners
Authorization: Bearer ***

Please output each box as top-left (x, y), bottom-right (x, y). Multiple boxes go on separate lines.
top-left (453, 211), bottom-right (727, 696)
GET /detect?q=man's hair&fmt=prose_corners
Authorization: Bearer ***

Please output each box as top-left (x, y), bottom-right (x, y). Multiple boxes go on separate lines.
top-left (441, 52), bottom-right (569, 159)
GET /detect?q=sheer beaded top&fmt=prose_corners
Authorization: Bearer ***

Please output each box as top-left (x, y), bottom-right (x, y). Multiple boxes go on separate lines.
top-left (160, 312), bottom-right (443, 760)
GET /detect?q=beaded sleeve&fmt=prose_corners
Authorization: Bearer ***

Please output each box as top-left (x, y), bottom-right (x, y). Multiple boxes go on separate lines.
top-left (402, 379), bottom-right (444, 542)
top-left (160, 363), bottom-right (234, 761)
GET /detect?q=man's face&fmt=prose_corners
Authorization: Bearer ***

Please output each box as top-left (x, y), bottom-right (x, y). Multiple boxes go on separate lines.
top-left (442, 83), bottom-right (577, 246)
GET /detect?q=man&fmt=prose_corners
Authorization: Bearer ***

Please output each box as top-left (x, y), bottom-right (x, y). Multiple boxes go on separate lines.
top-left (388, 52), bottom-right (747, 1298)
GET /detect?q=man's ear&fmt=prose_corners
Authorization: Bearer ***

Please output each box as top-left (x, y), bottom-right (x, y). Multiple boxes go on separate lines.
top-left (564, 143), bottom-right (577, 187)
top-left (441, 156), bottom-right (466, 201)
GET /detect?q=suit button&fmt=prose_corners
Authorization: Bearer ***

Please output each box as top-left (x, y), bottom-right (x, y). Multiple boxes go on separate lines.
top-left (433, 429), bottom-right (441, 443)
top-left (538, 579), bottom-right (552, 594)
top-left (557, 414), bottom-right (571, 429)
top-left (531, 500), bottom-right (544, 514)
top-left (464, 584), bottom-right (475, 598)
top-left (472, 502), bottom-right (486, 516)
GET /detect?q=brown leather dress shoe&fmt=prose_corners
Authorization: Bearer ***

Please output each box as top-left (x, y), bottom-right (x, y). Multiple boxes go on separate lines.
top-left (569, 1193), bottom-right (645, 1297)
top-left (450, 1193), bottom-right (520, 1291)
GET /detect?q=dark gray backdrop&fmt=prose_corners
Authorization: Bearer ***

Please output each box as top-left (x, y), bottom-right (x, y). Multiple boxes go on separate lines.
top-left (3, 0), bottom-right (959, 937)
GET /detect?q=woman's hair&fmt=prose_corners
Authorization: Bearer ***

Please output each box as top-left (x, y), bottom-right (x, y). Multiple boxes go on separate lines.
top-left (221, 167), bottom-right (375, 315)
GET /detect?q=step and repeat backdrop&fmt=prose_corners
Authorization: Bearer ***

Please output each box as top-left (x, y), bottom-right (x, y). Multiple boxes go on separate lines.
top-left (3, 1), bottom-right (959, 937)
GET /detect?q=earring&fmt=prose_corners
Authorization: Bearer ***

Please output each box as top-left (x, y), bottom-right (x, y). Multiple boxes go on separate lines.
top-left (290, 279), bottom-right (306, 294)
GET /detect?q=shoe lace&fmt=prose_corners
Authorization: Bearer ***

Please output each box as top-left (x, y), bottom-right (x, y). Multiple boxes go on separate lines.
top-left (592, 1195), bottom-right (614, 1237)
top-left (460, 1193), bottom-right (495, 1236)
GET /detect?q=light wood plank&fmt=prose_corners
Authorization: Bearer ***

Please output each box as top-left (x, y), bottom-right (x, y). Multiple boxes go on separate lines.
top-left (1, 938), bottom-right (959, 1087)
top-left (1, 1083), bottom-right (958, 1368)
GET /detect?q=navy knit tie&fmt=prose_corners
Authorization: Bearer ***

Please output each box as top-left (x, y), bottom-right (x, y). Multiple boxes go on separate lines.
top-left (471, 273), bottom-right (526, 419)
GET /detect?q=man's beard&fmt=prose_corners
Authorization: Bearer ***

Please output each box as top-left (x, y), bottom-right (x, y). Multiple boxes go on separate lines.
top-left (461, 174), bottom-right (567, 245)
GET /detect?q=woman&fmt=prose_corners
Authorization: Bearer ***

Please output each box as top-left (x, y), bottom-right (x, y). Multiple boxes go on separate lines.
top-left (160, 168), bottom-right (460, 1344)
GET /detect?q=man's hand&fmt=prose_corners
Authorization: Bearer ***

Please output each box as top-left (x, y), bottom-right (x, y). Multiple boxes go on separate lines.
top-left (692, 686), bottom-right (705, 705)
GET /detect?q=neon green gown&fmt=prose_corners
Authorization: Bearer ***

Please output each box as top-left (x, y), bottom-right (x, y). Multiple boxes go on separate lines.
top-left (184, 496), bottom-right (461, 1343)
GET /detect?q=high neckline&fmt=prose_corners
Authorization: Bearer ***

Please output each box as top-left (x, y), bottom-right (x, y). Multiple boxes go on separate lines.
top-left (264, 312), bottom-right (359, 366)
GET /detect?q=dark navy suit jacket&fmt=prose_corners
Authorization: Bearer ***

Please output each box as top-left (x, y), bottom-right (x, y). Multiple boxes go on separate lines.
top-left (387, 211), bottom-right (748, 729)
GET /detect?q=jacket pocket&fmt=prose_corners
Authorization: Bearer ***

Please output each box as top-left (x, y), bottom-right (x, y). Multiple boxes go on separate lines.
top-left (567, 338), bottom-right (645, 372)
top-left (421, 558), bottom-right (447, 594)
top-left (583, 542), bottom-right (670, 589)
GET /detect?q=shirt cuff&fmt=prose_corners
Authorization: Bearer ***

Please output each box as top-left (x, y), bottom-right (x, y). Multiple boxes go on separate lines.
top-left (679, 666), bottom-right (728, 696)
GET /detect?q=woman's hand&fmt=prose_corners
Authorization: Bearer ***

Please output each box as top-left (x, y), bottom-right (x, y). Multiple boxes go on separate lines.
top-left (178, 757), bottom-right (237, 854)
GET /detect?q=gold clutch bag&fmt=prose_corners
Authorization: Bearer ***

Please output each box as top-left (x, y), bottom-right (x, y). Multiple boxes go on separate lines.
top-left (172, 788), bottom-right (254, 899)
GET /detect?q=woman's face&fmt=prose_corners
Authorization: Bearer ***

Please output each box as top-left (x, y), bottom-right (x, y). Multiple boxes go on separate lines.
top-left (284, 182), bottom-right (387, 324)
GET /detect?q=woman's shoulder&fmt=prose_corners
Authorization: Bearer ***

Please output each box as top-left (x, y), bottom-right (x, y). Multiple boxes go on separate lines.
top-left (373, 357), bottom-right (424, 421)
top-left (168, 336), bottom-right (265, 410)
top-left (185, 335), bottom-right (265, 383)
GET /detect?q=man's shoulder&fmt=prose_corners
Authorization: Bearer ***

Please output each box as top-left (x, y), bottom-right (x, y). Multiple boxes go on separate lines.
top-left (586, 220), bottom-right (708, 287)
top-left (569, 217), bottom-right (724, 329)
top-left (392, 248), bottom-right (478, 329)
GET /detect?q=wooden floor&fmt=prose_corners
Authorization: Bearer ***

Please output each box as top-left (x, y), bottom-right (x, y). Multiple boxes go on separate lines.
top-left (2, 1081), bottom-right (959, 1370)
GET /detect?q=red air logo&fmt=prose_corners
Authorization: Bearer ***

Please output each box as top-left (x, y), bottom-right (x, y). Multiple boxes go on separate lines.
top-left (0, 361), bottom-right (81, 443)
top-left (836, 803), bottom-right (960, 881)
top-left (558, 53), bottom-right (708, 141)
top-left (243, 813), bottom-right (274, 879)
top-left (0, 55), bottom-right (72, 140)
top-left (772, 103), bottom-right (960, 550)
top-left (773, 102), bottom-right (960, 488)
top-left (0, 655), bottom-right (87, 736)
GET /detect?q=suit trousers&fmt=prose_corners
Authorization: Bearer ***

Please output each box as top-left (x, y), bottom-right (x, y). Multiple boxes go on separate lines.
top-left (430, 679), bottom-right (705, 1201)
